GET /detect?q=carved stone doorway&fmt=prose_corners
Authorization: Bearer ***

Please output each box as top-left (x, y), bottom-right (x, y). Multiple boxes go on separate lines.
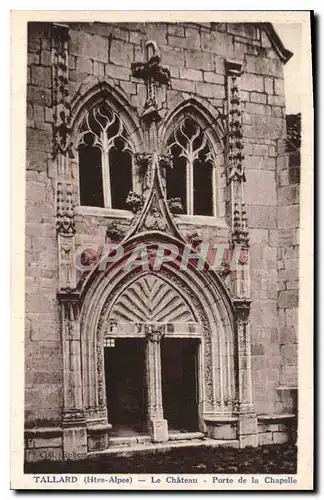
top-left (104, 338), bottom-right (147, 437)
top-left (161, 338), bottom-right (199, 433)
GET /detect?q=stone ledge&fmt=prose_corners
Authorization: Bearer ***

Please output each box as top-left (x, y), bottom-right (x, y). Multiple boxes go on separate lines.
top-left (257, 413), bottom-right (295, 421)
top-left (74, 205), bottom-right (133, 219)
top-left (25, 426), bottom-right (62, 438)
top-left (176, 214), bottom-right (229, 228)
top-left (203, 415), bottom-right (238, 423)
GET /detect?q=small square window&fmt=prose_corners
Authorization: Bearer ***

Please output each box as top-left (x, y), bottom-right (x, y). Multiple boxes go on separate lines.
top-left (104, 338), bottom-right (115, 348)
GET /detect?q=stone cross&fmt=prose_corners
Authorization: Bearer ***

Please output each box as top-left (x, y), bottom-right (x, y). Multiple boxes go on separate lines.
top-left (131, 41), bottom-right (170, 125)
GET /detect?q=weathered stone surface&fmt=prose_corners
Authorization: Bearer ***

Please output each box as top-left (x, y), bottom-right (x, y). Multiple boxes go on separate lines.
top-left (203, 71), bottom-right (224, 85)
top-left (280, 326), bottom-right (297, 344)
top-left (168, 26), bottom-right (201, 50)
top-left (160, 44), bottom-right (185, 67)
top-left (75, 57), bottom-right (93, 74)
top-left (185, 49), bottom-right (214, 71)
top-left (273, 431), bottom-right (289, 444)
top-left (179, 67), bottom-right (203, 81)
top-left (241, 73), bottom-right (264, 92)
top-left (105, 63), bottom-right (130, 81)
top-left (249, 91), bottom-right (267, 104)
top-left (278, 205), bottom-right (300, 228)
top-left (195, 81), bottom-right (224, 99)
top-left (248, 205), bottom-right (277, 229)
top-left (167, 23), bottom-right (185, 37)
top-left (278, 290), bottom-right (299, 309)
top-left (70, 30), bottom-right (109, 62)
top-left (110, 39), bottom-right (135, 66)
top-left (264, 76), bottom-right (274, 94)
top-left (244, 169), bottom-right (276, 206)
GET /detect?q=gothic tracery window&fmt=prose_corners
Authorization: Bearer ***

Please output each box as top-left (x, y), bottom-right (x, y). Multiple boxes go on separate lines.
top-left (77, 101), bottom-right (133, 210)
top-left (166, 117), bottom-right (215, 216)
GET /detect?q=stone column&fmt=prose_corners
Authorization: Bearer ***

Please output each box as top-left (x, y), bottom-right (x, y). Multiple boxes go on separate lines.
top-left (145, 324), bottom-right (168, 442)
top-left (234, 298), bottom-right (258, 447)
top-left (59, 298), bottom-right (87, 459)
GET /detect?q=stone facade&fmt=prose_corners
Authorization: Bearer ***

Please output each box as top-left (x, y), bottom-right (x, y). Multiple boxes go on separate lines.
top-left (25, 21), bottom-right (298, 462)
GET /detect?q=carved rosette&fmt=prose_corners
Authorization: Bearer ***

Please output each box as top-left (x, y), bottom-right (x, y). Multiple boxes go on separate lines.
top-left (51, 23), bottom-right (73, 164)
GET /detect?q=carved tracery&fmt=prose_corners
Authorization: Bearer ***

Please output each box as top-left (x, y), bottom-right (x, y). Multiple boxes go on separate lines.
top-left (77, 101), bottom-right (134, 209)
top-left (166, 117), bottom-right (215, 216)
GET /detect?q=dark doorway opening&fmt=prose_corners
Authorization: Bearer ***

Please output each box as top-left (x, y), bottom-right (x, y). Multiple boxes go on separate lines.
top-left (161, 338), bottom-right (199, 432)
top-left (104, 338), bottom-right (147, 436)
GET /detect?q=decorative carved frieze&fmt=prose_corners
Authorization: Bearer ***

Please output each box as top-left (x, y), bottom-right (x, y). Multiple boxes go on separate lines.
top-left (131, 41), bottom-right (171, 125)
top-left (51, 23), bottom-right (73, 161)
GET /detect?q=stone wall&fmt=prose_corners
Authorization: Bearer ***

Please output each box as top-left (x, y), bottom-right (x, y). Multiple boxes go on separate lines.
top-left (25, 21), bottom-right (297, 430)
top-left (26, 22), bottom-right (62, 428)
top-left (275, 139), bottom-right (299, 415)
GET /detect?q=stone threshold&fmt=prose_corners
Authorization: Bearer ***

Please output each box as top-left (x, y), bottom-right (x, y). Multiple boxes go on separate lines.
top-left (89, 437), bottom-right (239, 458)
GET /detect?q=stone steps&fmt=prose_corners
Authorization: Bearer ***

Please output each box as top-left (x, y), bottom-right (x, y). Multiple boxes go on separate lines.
top-left (88, 436), bottom-right (239, 458)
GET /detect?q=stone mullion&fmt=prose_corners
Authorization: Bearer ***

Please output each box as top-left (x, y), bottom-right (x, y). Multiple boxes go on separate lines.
top-left (145, 324), bottom-right (168, 442)
top-left (146, 339), bottom-right (164, 420)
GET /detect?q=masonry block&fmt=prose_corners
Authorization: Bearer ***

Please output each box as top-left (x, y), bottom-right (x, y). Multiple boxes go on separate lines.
top-left (278, 290), bottom-right (299, 309)
top-left (70, 30), bottom-right (109, 63)
top-left (185, 49), bottom-right (214, 71)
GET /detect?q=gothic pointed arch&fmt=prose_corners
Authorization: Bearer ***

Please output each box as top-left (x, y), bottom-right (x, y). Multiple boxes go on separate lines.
top-left (159, 95), bottom-right (225, 154)
top-left (70, 75), bottom-right (144, 152)
top-left (159, 97), bottom-right (225, 217)
top-left (110, 274), bottom-right (195, 323)
top-left (69, 77), bottom-right (144, 210)
top-left (79, 229), bottom-right (237, 423)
